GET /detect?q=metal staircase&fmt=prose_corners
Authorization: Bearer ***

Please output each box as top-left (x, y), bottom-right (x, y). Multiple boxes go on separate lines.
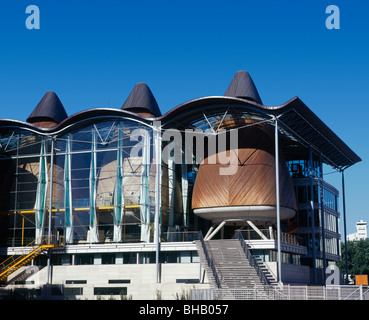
top-left (205, 239), bottom-right (267, 288)
top-left (195, 232), bottom-right (278, 298)
top-left (0, 236), bottom-right (62, 282)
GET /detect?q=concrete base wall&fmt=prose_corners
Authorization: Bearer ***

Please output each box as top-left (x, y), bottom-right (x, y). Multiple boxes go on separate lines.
top-left (265, 262), bottom-right (310, 285)
top-left (5, 263), bottom-right (212, 300)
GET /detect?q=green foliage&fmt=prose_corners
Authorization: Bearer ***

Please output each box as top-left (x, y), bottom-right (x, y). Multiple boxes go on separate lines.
top-left (175, 288), bottom-right (191, 300)
top-left (338, 239), bottom-right (369, 277)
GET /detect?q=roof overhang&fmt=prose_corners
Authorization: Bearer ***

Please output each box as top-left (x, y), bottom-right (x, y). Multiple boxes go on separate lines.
top-left (0, 96), bottom-right (361, 170)
top-left (158, 95), bottom-right (361, 170)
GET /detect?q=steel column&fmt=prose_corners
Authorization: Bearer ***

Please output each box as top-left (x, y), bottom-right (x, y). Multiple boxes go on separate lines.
top-left (46, 137), bottom-right (54, 286)
top-left (319, 153), bottom-right (327, 283)
top-left (341, 169), bottom-right (349, 284)
top-left (309, 145), bottom-right (316, 284)
top-left (275, 118), bottom-right (282, 285)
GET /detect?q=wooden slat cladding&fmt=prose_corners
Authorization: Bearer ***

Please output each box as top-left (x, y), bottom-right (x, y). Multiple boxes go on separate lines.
top-left (192, 120), bottom-right (297, 215)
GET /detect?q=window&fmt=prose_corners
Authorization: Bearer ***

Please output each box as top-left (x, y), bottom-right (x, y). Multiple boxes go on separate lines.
top-left (102, 253), bottom-right (115, 264)
top-left (159, 251), bottom-right (199, 263)
top-left (66, 280), bottom-right (87, 284)
top-left (176, 279), bottom-right (199, 283)
top-left (108, 279), bottom-right (131, 284)
top-left (323, 188), bottom-right (339, 211)
top-left (298, 210), bottom-right (308, 227)
top-left (94, 287), bottom-right (127, 296)
top-left (76, 254), bottom-right (93, 265)
top-left (65, 288), bottom-right (83, 296)
top-left (139, 252), bottom-right (156, 264)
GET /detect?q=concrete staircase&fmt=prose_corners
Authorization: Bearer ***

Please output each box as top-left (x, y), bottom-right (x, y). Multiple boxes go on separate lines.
top-left (196, 239), bottom-right (277, 289)
top-left (5, 265), bottom-right (40, 286)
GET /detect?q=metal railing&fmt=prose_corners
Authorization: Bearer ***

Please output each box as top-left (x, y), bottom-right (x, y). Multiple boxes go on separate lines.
top-left (163, 231), bottom-right (201, 242)
top-left (235, 231), bottom-right (270, 286)
top-left (0, 235), bottom-right (64, 282)
top-left (0, 235), bottom-right (62, 271)
top-left (198, 232), bottom-right (221, 288)
top-left (237, 229), bottom-right (304, 246)
top-left (191, 285), bottom-right (369, 300)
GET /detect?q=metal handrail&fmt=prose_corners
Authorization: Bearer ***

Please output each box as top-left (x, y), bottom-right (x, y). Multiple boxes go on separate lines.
top-left (237, 229), bottom-right (303, 246)
top-left (343, 286), bottom-right (363, 300)
top-left (163, 231), bottom-right (201, 242)
top-left (198, 232), bottom-right (221, 288)
top-left (235, 231), bottom-right (270, 286)
top-left (0, 235), bottom-right (63, 272)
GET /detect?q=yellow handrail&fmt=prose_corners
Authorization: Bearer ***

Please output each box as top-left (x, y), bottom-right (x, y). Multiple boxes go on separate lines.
top-left (0, 235), bottom-right (64, 282)
top-left (0, 235), bottom-right (57, 271)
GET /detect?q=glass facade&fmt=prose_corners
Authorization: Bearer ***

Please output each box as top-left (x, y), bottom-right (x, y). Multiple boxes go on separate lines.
top-left (0, 118), bottom-right (191, 246)
top-left (0, 108), bottom-right (344, 280)
top-left (287, 159), bottom-right (341, 265)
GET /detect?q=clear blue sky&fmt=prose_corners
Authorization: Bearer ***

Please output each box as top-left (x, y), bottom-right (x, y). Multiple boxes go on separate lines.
top-left (0, 0), bottom-right (368, 234)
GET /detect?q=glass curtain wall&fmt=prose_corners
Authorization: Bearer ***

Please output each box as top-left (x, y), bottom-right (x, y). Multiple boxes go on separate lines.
top-left (288, 159), bottom-right (341, 261)
top-left (0, 130), bottom-right (43, 246)
top-left (0, 119), bottom-right (177, 246)
top-left (57, 120), bottom-right (156, 244)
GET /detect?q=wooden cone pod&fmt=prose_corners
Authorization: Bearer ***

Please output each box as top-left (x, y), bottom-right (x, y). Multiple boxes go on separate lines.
top-left (192, 119), bottom-right (296, 223)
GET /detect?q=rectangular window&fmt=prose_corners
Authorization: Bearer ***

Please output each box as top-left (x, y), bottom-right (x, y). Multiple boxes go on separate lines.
top-left (94, 287), bottom-right (127, 296)
top-left (176, 279), bottom-right (200, 283)
top-left (66, 280), bottom-right (87, 284)
top-left (297, 186), bottom-right (308, 204)
top-left (108, 279), bottom-right (131, 284)
top-left (298, 210), bottom-right (308, 227)
top-left (179, 251), bottom-right (191, 263)
top-left (64, 287), bottom-right (83, 296)
top-left (102, 253), bottom-right (115, 265)
top-left (76, 254), bottom-right (94, 265)
top-left (139, 252), bottom-right (156, 264)
top-left (123, 252), bottom-right (137, 264)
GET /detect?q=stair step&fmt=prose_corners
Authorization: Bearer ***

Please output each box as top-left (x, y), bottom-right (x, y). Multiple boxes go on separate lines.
top-left (195, 239), bottom-right (278, 290)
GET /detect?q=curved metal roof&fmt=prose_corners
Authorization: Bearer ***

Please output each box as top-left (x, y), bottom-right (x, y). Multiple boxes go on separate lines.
top-left (158, 94), bottom-right (361, 169)
top-left (0, 71), bottom-right (361, 169)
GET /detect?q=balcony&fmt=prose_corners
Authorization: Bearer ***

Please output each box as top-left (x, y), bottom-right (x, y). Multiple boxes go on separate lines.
top-left (237, 229), bottom-right (308, 255)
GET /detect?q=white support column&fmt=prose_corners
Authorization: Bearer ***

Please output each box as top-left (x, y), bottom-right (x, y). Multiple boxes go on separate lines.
top-left (89, 129), bottom-right (99, 243)
top-left (246, 221), bottom-right (268, 240)
top-left (167, 158), bottom-right (176, 240)
top-left (113, 125), bottom-right (124, 242)
top-left (181, 150), bottom-right (189, 227)
top-left (206, 221), bottom-right (226, 241)
top-left (35, 138), bottom-right (48, 243)
top-left (139, 129), bottom-right (151, 243)
top-left (48, 137), bottom-right (54, 243)
top-left (153, 121), bottom-right (162, 283)
top-left (274, 117), bottom-right (282, 285)
top-left (46, 137), bottom-right (54, 286)
top-left (268, 222), bottom-right (274, 240)
top-left (64, 135), bottom-right (73, 244)
top-left (204, 225), bottom-right (215, 240)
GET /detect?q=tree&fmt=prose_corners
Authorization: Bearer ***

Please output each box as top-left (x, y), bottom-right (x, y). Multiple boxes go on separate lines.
top-left (338, 239), bottom-right (369, 278)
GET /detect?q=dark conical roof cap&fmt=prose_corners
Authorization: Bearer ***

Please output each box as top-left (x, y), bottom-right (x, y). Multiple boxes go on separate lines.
top-left (27, 91), bottom-right (68, 124)
top-left (121, 82), bottom-right (161, 117)
top-left (224, 71), bottom-right (263, 105)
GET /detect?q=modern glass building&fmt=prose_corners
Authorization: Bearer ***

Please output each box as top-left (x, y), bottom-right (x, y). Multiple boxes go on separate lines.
top-left (0, 71), bottom-right (361, 299)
